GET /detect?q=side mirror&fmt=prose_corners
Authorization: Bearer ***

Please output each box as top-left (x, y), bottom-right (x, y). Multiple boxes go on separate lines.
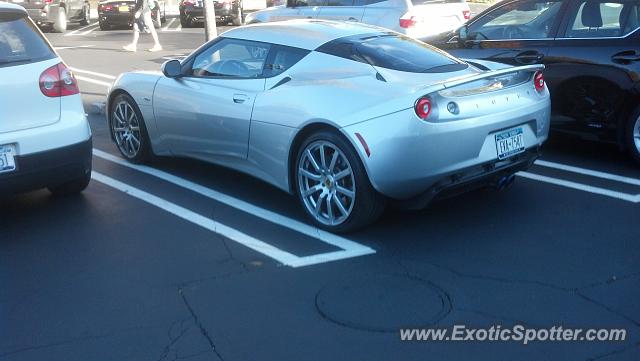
top-left (162, 59), bottom-right (183, 78)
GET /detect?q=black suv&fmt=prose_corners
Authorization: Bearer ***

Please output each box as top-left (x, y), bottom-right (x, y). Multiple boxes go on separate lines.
top-left (424, 0), bottom-right (640, 164)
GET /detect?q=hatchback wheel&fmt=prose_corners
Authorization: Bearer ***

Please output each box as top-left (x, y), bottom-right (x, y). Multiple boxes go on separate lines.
top-left (110, 93), bottom-right (152, 163)
top-left (626, 106), bottom-right (640, 165)
top-left (295, 131), bottom-right (385, 233)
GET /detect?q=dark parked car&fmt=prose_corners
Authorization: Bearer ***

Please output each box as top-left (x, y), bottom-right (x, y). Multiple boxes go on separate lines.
top-left (179, 0), bottom-right (242, 27)
top-left (98, 0), bottom-right (165, 30)
top-left (423, 0), bottom-right (640, 164)
top-left (5, 0), bottom-right (90, 32)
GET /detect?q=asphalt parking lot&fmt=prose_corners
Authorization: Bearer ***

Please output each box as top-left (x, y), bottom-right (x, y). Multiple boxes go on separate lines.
top-left (2, 17), bottom-right (640, 361)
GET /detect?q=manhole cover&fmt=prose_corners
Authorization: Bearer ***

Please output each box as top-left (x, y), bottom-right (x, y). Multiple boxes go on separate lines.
top-left (315, 274), bottom-right (451, 332)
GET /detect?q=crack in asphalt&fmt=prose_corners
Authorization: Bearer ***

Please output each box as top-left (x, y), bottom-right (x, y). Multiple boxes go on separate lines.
top-left (158, 319), bottom-right (192, 361)
top-left (179, 288), bottom-right (225, 361)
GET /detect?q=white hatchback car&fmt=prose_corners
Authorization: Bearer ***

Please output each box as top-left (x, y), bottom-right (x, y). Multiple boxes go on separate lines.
top-left (0, 3), bottom-right (92, 196)
top-left (244, 0), bottom-right (470, 38)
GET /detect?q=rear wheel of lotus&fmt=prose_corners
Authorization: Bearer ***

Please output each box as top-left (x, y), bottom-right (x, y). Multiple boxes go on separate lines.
top-left (110, 93), bottom-right (152, 164)
top-left (626, 106), bottom-right (640, 165)
top-left (295, 131), bottom-right (385, 233)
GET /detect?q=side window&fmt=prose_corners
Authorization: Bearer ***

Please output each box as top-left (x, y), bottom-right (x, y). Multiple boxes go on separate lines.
top-left (327, 0), bottom-right (354, 5)
top-left (190, 38), bottom-right (270, 78)
top-left (295, 0), bottom-right (327, 5)
top-left (467, 0), bottom-right (563, 40)
top-left (354, 0), bottom-right (386, 4)
top-left (564, 0), bottom-right (639, 38)
top-left (263, 45), bottom-right (310, 77)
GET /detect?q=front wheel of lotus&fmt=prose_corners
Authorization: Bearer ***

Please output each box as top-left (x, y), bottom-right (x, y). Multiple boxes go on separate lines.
top-left (110, 93), bottom-right (152, 164)
top-left (295, 130), bottom-right (385, 233)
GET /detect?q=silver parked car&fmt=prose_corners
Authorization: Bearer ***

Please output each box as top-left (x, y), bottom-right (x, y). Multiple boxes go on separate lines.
top-left (245, 0), bottom-right (471, 38)
top-left (106, 20), bottom-right (550, 232)
top-left (5, 0), bottom-right (91, 33)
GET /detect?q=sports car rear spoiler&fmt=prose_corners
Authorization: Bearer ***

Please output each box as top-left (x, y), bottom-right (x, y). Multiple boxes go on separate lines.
top-left (440, 64), bottom-right (545, 89)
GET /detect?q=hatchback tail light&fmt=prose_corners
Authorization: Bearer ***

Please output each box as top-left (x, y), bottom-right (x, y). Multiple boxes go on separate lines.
top-left (462, 10), bottom-right (470, 20)
top-left (399, 15), bottom-right (418, 28)
top-left (44, 0), bottom-right (53, 4)
top-left (101, 4), bottom-right (113, 10)
top-left (533, 71), bottom-right (545, 93)
top-left (415, 97), bottom-right (432, 120)
top-left (39, 63), bottom-right (80, 98)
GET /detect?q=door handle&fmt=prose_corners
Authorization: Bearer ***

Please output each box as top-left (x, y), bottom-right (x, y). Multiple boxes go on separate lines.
top-left (514, 51), bottom-right (544, 64)
top-left (612, 51), bottom-right (640, 64)
top-left (233, 94), bottom-right (248, 104)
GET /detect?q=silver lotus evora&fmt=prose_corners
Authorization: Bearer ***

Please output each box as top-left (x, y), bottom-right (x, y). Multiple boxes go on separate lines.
top-left (107, 19), bottom-right (550, 233)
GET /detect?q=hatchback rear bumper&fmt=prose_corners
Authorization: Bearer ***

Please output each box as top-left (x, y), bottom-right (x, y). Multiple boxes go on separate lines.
top-left (0, 138), bottom-right (92, 196)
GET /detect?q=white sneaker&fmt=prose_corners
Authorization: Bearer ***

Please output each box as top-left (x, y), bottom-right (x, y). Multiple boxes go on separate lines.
top-left (123, 44), bottom-right (136, 52)
top-left (148, 45), bottom-right (163, 52)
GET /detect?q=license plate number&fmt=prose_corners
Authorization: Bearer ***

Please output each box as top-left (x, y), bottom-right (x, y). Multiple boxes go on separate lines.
top-left (0, 145), bottom-right (16, 174)
top-left (119, 5), bottom-right (129, 11)
top-left (495, 127), bottom-right (525, 160)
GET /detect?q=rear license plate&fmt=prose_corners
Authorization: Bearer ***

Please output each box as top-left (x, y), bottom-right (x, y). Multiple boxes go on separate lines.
top-left (0, 145), bottom-right (16, 174)
top-left (119, 5), bottom-right (129, 11)
top-left (495, 127), bottom-right (525, 160)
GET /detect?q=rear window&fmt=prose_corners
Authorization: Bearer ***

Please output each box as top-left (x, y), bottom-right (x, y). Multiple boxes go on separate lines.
top-left (0, 13), bottom-right (56, 68)
top-left (317, 33), bottom-right (467, 73)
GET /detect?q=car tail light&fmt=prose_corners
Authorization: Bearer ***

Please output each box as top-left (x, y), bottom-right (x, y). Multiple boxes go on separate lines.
top-left (183, 0), bottom-right (195, 5)
top-left (462, 10), bottom-right (470, 20)
top-left (39, 63), bottom-right (80, 98)
top-left (102, 4), bottom-right (113, 10)
top-left (415, 97), bottom-right (432, 120)
top-left (533, 71), bottom-right (545, 93)
top-left (399, 16), bottom-right (418, 28)
top-left (44, 0), bottom-right (53, 4)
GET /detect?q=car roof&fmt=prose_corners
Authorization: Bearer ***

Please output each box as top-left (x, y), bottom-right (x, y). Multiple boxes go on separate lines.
top-left (221, 19), bottom-right (386, 50)
top-left (0, 2), bottom-right (28, 14)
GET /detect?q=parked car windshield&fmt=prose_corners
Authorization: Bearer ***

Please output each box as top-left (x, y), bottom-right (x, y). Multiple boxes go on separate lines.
top-left (318, 33), bottom-right (467, 73)
top-left (0, 13), bottom-right (55, 67)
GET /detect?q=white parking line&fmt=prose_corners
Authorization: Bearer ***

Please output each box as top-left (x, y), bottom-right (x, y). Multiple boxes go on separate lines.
top-left (518, 171), bottom-right (640, 203)
top-left (535, 159), bottom-right (640, 187)
top-left (70, 67), bottom-right (117, 80)
top-left (92, 149), bottom-right (376, 267)
top-left (162, 18), bottom-right (176, 31)
top-left (54, 45), bottom-right (96, 50)
top-left (75, 75), bottom-right (112, 87)
top-left (163, 23), bottom-right (182, 32)
top-left (91, 171), bottom-right (306, 266)
top-left (64, 23), bottom-right (99, 37)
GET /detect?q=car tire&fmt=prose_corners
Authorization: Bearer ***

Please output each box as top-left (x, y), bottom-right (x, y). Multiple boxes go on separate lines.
top-left (99, 20), bottom-right (111, 30)
top-left (180, 13), bottom-right (191, 28)
top-left (625, 105), bottom-right (640, 165)
top-left (109, 93), bottom-right (153, 164)
top-left (52, 7), bottom-right (67, 33)
top-left (48, 171), bottom-right (91, 196)
top-left (232, 7), bottom-right (243, 26)
top-left (294, 130), bottom-right (386, 233)
top-left (80, 4), bottom-right (90, 25)
top-left (153, 10), bottom-right (162, 28)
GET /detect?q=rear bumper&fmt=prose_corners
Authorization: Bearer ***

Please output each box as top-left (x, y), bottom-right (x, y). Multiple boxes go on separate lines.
top-left (0, 138), bottom-right (92, 196)
top-left (181, 5), bottom-right (234, 20)
top-left (393, 146), bottom-right (540, 209)
top-left (99, 12), bottom-right (134, 24)
top-left (342, 94), bottom-right (551, 199)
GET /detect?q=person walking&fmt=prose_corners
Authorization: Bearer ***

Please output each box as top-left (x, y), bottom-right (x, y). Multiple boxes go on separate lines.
top-left (123, 0), bottom-right (162, 52)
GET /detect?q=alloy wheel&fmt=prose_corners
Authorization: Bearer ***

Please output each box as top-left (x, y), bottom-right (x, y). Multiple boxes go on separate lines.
top-left (112, 100), bottom-right (142, 158)
top-left (298, 140), bottom-right (356, 226)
